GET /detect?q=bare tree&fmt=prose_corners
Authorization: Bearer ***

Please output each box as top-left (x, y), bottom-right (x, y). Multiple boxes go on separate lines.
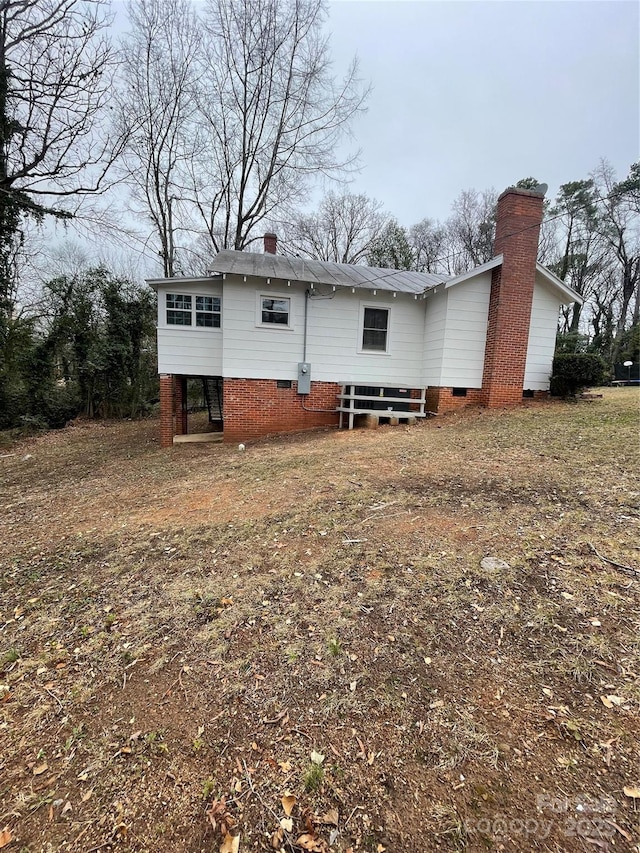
top-left (190, 0), bottom-right (368, 253)
top-left (446, 188), bottom-right (497, 271)
top-left (409, 218), bottom-right (448, 273)
top-left (547, 179), bottom-right (607, 334)
top-left (1, 0), bottom-right (120, 212)
top-left (118, 0), bottom-right (202, 277)
top-left (0, 0), bottom-right (121, 407)
top-left (592, 160), bottom-right (640, 342)
top-left (280, 191), bottom-right (387, 263)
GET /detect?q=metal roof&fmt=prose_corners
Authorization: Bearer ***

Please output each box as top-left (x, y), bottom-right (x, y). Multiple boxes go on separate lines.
top-left (210, 250), bottom-right (449, 294)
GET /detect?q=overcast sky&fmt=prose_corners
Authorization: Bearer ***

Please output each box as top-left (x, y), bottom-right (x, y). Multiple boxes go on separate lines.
top-left (322, 0), bottom-right (639, 224)
top-left (76, 0), bottom-right (638, 276)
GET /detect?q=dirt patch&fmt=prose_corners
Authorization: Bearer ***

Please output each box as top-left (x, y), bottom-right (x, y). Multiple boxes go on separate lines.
top-left (1, 389), bottom-right (639, 852)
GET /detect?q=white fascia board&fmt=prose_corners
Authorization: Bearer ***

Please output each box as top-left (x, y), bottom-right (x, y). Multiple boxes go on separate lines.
top-left (443, 255), bottom-right (503, 290)
top-left (146, 275), bottom-right (223, 291)
top-left (535, 263), bottom-right (583, 305)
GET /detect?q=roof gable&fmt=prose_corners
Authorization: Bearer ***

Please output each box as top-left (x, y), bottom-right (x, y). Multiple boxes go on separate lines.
top-left (441, 255), bottom-right (582, 305)
top-left (535, 262), bottom-right (584, 305)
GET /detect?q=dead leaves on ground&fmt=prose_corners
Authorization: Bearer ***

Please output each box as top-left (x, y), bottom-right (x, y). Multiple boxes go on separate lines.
top-left (270, 791), bottom-right (340, 853)
top-left (207, 796), bottom-right (240, 853)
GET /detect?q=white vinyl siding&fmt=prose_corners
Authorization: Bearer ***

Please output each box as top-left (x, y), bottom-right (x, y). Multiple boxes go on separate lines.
top-left (221, 276), bottom-right (425, 385)
top-left (524, 273), bottom-right (563, 390)
top-left (422, 290), bottom-right (447, 385)
top-left (156, 282), bottom-right (223, 375)
top-left (422, 272), bottom-right (491, 388)
top-left (439, 272), bottom-right (491, 388)
top-left (306, 294), bottom-right (424, 385)
top-left (223, 279), bottom-right (304, 380)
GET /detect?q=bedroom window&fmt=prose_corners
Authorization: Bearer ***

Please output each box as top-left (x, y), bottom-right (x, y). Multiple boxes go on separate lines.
top-left (166, 294), bottom-right (192, 326)
top-left (362, 307), bottom-right (389, 352)
top-left (196, 295), bottom-right (221, 327)
top-left (261, 296), bottom-right (290, 325)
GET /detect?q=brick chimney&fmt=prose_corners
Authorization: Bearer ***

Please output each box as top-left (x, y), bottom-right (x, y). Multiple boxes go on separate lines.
top-left (480, 186), bottom-right (545, 407)
top-left (264, 233), bottom-right (277, 254)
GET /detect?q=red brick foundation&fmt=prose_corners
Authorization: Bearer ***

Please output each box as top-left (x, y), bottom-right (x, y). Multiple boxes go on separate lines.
top-left (481, 188), bottom-right (544, 407)
top-left (223, 378), bottom-right (340, 443)
top-left (426, 385), bottom-right (548, 413)
top-left (426, 387), bottom-right (484, 413)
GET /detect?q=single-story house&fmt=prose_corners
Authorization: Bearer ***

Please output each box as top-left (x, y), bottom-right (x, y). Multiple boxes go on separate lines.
top-left (148, 185), bottom-right (582, 446)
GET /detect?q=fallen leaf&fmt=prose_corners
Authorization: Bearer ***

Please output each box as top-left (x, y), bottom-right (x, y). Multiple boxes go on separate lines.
top-left (297, 834), bottom-right (319, 851)
top-left (310, 750), bottom-right (324, 765)
top-left (349, 681), bottom-right (357, 692)
top-left (33, 763), bottom-right (48, 776)
top-left (282, 794), bottom-right (297, 816)
top-left (280, 817), bottom-right (293, 832)
top-left (0, 827), bottom-right (12, 848)
top-left (270, 827), bottom-right (283, 848)
top-left (81, 789), bottom-right (93, 802)
top-left (589, 618), bottom-right (601, 627)
top-left (278, 760), bottom-right (292, 773)
top-left (61, 801), bottom-right (72, 815)
top-left (561, 592), bottom-right (574, 600)
top-left (623, 785), bottom-right (640, 799)
top-left (320, 808), bottom-right (339, 826)
top-left (220, 832), bottom-right (240, 853)
top-left (600, 695), bottom-right (625, 708)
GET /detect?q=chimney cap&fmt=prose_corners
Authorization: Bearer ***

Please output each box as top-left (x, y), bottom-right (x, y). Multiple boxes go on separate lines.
top-left (500, 183), bottom-right (548, 201)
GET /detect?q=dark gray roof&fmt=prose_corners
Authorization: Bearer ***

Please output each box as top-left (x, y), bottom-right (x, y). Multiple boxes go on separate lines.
top-left (210, 249), bottom-right (449, 294)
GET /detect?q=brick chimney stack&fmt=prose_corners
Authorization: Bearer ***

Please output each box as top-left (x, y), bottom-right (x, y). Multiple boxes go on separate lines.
top-left (480, 186), bottom-right (545, 408)
top-left (264, 233), bottom-right (277, 254)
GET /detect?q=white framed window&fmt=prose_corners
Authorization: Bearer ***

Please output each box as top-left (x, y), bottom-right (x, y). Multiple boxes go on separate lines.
top-left (196, 295), bottom-right (221, 327)
top-left (259, 294), bottom-right (291, 327)
top-left (166, 293), bottom-right (221, 328)
top-left (166, 293), bottom-right (192, 326)
top-left (361, 305), bottom-right (390, 352)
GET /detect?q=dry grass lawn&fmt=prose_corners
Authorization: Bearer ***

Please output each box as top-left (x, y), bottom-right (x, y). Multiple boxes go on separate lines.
top-left (1, 388), bottom-right (639, 852)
